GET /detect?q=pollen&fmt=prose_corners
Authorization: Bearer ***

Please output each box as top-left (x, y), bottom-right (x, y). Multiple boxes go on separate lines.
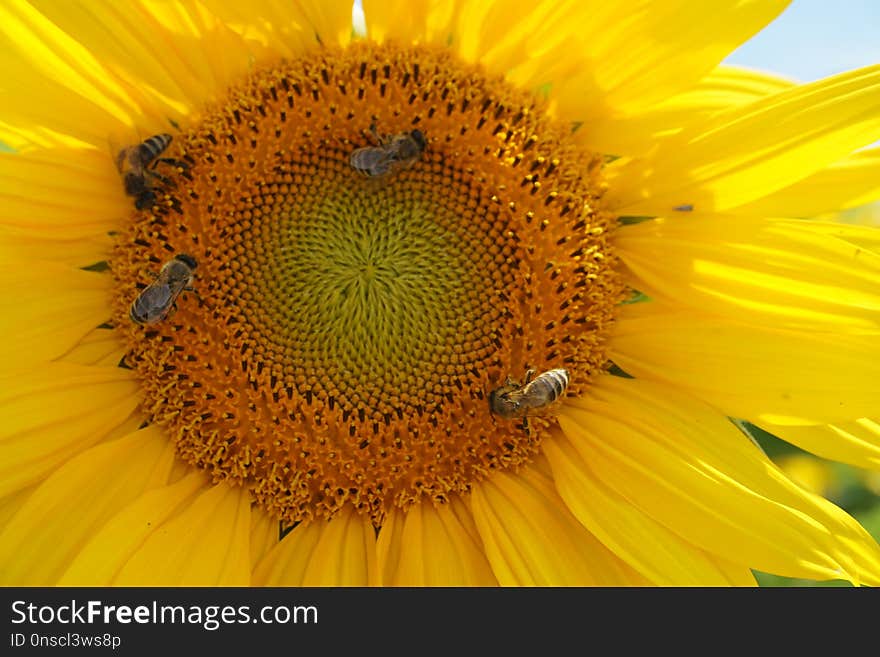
top-left (111, 42), bottom-right (624, 524)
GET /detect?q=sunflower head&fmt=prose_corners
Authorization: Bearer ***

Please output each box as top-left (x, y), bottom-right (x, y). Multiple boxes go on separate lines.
top-left (107, 39), bottom-right (623, 524)
top-left (3, 0), bottom-right (880, 588)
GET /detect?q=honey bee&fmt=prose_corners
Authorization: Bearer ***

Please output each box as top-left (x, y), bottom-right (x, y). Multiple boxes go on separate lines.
top-left (349, 124), bottom-right (426, 178)
top-left (116, 133), bottom-right (181, 210)
top-left (129, 254), bottom-right (198, 325)
top-left (489, 367), bottom-right (570, 433)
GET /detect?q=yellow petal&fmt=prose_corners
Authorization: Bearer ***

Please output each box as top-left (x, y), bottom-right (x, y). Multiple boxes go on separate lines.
top-left (377, 496), bottom-right (497, 586)
top-left (559, 376), bottom-right (880, 584)
top-left (13, 1), bottom-right (278, 146)
top-left (294, 0), bottom-right (353, 47)
top-left (0, 120), bottom-right (88, 152)
top-left (0, 264), bottom-right (111, 365)
top-left (57, 327), bottom-right (127, 368)
top-left (0, 148), bottom-right (127, 238)
top-left (0, 2), bottom-right (140, 147)
top-left (0, 485), bottom-right (36, 532)
top-left (616, 216), bottom-right (880, 333)
top-left (611, 307), bottom-right (880, 425)
top-left (543, 428), bottom-right (755, 585)
top-left (253, 506), bottom-right (379, 586)
top-left (452, 1), bottom-right (587, 82)
top-left (111, 482), bottom-right (251, 585)
top-left (25, 0), bottom-right (254, 130)
top-left (580, 65), bottom-right (795, 156)
top-left (759, 419), bottom-right (880, 471)
top-left (798, 219), bottom-right (880, 253)
top-left (363, 0), bottom-right (457, 45)
top-left (0, 425), bottom-right (175, 585)
top-left (470, 461), bottom-right (650, 585)
top-left (678, 66), bottom-right (797, 106)
top-left (0, 362), bottom-right (141, 497)
top-left (608, 65), bottom-right (880, 214)
top-left (549, 0), bottom-right (789, 122)
top-left (196, 0), bottom-right (317, 58)
top-left (57, 473), bottom-right (208, 585)
top-left (0, 228), bottom-right (112, 268)
top-left (250, 506), bottom-right (281, 570)
top-left (734, 147), bottom-right (880, 217)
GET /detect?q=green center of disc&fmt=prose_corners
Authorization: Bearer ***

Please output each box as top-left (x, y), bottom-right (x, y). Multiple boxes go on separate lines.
top-left (241, 172), bottom-right (504, 420)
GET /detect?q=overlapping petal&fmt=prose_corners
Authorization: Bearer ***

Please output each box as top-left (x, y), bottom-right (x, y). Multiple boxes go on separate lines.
top-left (1, 0), bottom-right (282, 147)
top-left (250, 506), bottom-right (281, 569)
top-left (0, 362), bottom-right (141, 498)
top-left (109, 482), bottom-right (251, 585)
top-left (607, 65), bottom-right (880, 214)
top-left (735, 146), bottom-right (880, 217)
top-left (363, 0), bottom-right (457, 46)
top-left (253, 507), bottom-right (379, 585)
top-left (470, 461), bottom-right (650, 585)
top-left (0, 148), bottom-right (127, 238)
top-left (57, 473), bottom-right (211, 585)
top-left (0, 1), bottom-right (140, 148)
top-left (544, 428), bottom-right (755, 585)
top-left (558, 376), bottom-right (880, 584)
top-left (197, 0), bottom-right (340, 59)
top-left (617, 216), bottom-right (880, 333)
top-left (0, 264), bottom-right (112, 366)
top-left (613, 308), bottom-right (880, 426)
top-left (55, 328), bottom-right (127, 368)
top-left (548, 0), bottom-right (790, 121)
top-left (377, 496), bottom-right (497, 585)
top-left (581, 65), bottom-right (795, 156)
top-left (0, 425), bottom-right (176, 585)
top-left (758, 419), bottom-right (880, 472)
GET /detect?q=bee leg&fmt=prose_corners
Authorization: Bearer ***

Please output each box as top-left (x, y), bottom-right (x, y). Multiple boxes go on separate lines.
top-left (368, 123), bottom-right (380, 144)
top-left (123, 171), bottom-right (148, 196)
top-left (137, 266), bottom-right (159, 283)
top-left (523, 367), bottom-right (536, 385)
top-left (144, 169), bottom-right (173, 186)
top-left (185, 286), bottom-right (205, 307)
top-left (521, 417), bottom-right (531, 437)
top-left (134, 191), bottom-right (157, 210)
top-left (369, 123), bottom-right (389, 146)
top-left (155, 157), bottom-right (190, 170)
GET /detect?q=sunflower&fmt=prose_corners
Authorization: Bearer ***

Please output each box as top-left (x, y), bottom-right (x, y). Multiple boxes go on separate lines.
top-left (2, 0), bottom-right (880, 587)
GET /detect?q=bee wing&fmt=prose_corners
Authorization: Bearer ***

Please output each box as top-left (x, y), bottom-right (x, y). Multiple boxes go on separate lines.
top-left (107, 132), bottom-right (135, 173)
top-left (349, 145), bottom-right (372, 164)
top-left (139, 283), bottom-right (174, 310)
top-left (351, 147), bottom-right (396, 175)
top-left (372, 151), bottom-right (398, 175)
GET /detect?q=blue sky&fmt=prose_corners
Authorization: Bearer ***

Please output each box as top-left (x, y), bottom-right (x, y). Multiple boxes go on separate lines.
top-left (724, 0), bottom-right (880, 80)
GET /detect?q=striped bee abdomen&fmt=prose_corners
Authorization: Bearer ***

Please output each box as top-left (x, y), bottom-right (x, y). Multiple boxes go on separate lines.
top-left (137, 133), bottom-right (173, 161)
top-left (520, 368), bottom-right (570, 410)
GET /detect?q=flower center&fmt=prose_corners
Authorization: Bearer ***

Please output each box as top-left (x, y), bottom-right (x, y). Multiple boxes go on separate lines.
top-left (112, 41), bottom-right (623, 524)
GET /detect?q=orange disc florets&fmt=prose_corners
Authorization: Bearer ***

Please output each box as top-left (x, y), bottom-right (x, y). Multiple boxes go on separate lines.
top-left (112, 41), bottom-right (624, 524)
